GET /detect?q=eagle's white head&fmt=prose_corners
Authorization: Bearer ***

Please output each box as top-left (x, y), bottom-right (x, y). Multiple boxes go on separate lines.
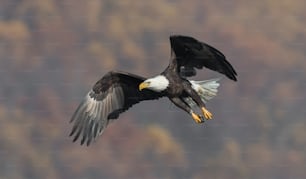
top-left (139, 75), bottom-right (169, 92)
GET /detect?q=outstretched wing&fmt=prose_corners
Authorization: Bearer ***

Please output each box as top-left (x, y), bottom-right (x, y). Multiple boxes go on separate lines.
top-left (170, 35), bottom-right (237, 81)
top-left (69, 71), bottom-right (165, 146)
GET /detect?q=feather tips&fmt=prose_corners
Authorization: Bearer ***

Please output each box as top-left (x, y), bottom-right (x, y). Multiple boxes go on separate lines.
top-left (69, 87), bottom-right (124, 146)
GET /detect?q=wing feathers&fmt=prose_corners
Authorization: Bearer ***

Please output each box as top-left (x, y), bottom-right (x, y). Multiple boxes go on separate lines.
top-left (170, 35), bottom-right (237, 81)
top-left (70, 87), bottom-right (125, 145)
top-left (69, 71), bottom-right (165, 145)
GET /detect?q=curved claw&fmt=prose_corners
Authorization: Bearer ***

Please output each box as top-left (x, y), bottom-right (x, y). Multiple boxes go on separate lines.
top-left (191, 112), bottom-right (204, 124)
top-left (201, 107), bottom-right (213, 120)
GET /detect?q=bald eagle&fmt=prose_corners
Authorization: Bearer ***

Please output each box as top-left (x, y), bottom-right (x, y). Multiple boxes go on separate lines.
top-left (69, 35), bottom-right (237, 145)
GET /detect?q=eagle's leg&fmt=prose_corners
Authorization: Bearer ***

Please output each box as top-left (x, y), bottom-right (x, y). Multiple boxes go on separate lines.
top-left (169, 97), bottom-right (204, 124)
top-left (184, 87), bottom-right (213, 120)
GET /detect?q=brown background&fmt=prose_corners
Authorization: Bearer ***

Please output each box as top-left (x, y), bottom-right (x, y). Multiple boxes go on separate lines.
top-left (0, 0), bottom-right (305, 178)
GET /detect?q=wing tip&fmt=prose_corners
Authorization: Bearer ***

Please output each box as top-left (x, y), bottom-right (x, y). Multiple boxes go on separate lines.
top-left (69, 93), bottom-right (102, 146)
top-left (205, 42), bottom-right (238, 81)
top-left (228, 73), bottom-right (238, 81)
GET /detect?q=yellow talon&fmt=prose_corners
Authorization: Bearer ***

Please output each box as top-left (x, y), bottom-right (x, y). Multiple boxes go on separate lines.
top-left (202, 107), bottom-right (213, 120)
top-left (191, 112), bottom-right (203, 124)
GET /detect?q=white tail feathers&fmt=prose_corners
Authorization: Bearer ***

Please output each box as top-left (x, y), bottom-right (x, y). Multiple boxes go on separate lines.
top-left (184, 78), bottom-right (221, 107)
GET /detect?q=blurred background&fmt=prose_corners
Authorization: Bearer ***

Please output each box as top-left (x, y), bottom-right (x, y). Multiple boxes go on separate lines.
top-left (0, 0), bottom-right (305, 178)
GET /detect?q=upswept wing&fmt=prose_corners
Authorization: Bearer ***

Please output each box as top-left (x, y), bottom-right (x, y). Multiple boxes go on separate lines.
top-left (69, 71), bottom-right (164, 146)
top-left (170, 35), bottom-right (237, 81)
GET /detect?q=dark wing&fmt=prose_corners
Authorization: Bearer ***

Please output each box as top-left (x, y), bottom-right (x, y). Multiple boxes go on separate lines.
top-left (69, 71), bottom-right (165, 146)
top-left (170, 35), bottom-right (237, 81)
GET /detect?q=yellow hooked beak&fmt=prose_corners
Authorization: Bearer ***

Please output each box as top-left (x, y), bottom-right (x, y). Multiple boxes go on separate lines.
top-left (139, 82), bottom-right (150, 91)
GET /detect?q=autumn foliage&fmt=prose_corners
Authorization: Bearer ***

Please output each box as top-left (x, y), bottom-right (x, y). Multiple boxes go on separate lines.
top-left (0, 0), bottom-right (306, 178)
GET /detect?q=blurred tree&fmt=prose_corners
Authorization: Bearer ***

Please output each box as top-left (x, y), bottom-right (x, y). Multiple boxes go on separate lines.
top-left (0, 0), bottom-right (305, 178)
